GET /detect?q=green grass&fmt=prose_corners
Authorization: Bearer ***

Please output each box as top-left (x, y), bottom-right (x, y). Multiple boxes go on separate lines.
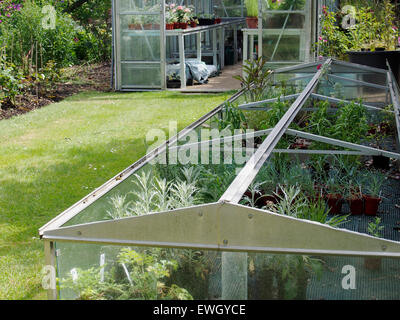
top-left (0, 90), bottom-right (230, 299)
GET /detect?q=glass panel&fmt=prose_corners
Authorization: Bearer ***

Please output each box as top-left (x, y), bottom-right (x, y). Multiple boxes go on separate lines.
top-left (62, 106), bottom-right (254, 226)
top-left (119, 0), bottom-right (161, 12)
top-left (213, 0), bottom-right (245, 17)
top-left (55, 241), bottom-right (400, 300)
top-left (315, 77), bottom-right (388, 105)
top-left (263, 34), bottom-right (301, 62)
top-left (121, 63), bottom-right (161, 87)
top-left (263, 12), bottom-right (305, 29)
top-left (263, 0), bottom-right (307, 11)
top-left (120, 27), bottom-right (160, 61)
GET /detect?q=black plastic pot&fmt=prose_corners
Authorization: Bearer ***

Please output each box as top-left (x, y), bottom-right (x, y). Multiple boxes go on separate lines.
top-left (372, 155), bottom-right (390, 170)
top-left (198, 18), bottom-right (215, 26)
top-left (347, 50), bottom-right (400, 85)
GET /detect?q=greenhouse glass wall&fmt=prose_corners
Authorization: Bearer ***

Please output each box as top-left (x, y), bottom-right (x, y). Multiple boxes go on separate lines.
top-left (112, 0), bottom-right (328, 90)
top-left (41, 59), bottom-right (400, 300)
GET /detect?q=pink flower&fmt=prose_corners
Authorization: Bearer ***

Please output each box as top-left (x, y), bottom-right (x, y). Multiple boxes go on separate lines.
top-left (177, 5), bottom-right (183, 10)
top-left (184, 8), bottom-right (190, 13)
top-left (170, 3), bottom-right (175, 8)
top-left (317, 64), bottom-right (322, 70)
top-left (319, 36), bottom-right (323, 41)
top-left (318, 55), bottom-right (324, 60)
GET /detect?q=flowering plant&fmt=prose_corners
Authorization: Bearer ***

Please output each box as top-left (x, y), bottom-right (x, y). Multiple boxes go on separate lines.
top-left (0, 0), bottom-right (22, 24)
top-left (317, 1), bottom-right (399, 59)
top-left (167, 4), bottom-right (192, 24)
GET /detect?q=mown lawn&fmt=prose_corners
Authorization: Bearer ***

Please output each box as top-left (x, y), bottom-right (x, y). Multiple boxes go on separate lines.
top-left (0, 90), bottom-right (231, 299)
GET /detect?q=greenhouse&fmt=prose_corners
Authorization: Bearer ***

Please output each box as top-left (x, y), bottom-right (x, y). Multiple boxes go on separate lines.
top-left (40, 58), bottom-right (400, 300)
top-left (111, 0), bottom-right (323, 90)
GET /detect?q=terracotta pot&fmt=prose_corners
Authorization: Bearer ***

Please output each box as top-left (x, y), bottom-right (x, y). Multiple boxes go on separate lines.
top-left (246, 17), bottom-right (258, 29)
top-left (152, 23), bottom-right (160, 30)
top-left (215, 18), bottom-right (221, 24)
top-left (190, 21), bottom-right (197, 28)
top-left (129, 24), bottom-right (142, 30)
top-left (364, 257), bottom-right (382, 271)
top-left (179, 22), bottom-right (188, 29)
top-left (144, 23), bottom-right (152, 30)
top-left (325, 194), bottom-right (343, 215)
top-left (166, 23), bottom-right (174, 30)
top-left (173, 22), bottom-right (180, 29)
top-left (348, 197), bottom-right (363, 215)
top-left (363, 195), bottom-right (382, 216)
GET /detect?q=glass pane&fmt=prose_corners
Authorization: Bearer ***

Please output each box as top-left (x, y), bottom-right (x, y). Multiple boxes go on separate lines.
top-left (263, 0), bottom-right (306, 11)
top-left (120, 16), bottom-right (161, 61)
top-left (119, 0), bottom-right (161, 12)
top-left (263, 13), bottom-right (305, 29)
top-left (121, 63), bottom-right (161, 87)
top-left (263, 34), bottom-right (301, 62)
top-left (214, 0), bottom-right (245, 17)
top-left (55, 241), bottom-right (400, 300)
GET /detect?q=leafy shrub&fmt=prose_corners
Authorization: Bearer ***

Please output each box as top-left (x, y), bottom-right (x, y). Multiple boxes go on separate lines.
top-left (0, 0), bottom-right (78, 69)
top-left (0, 52), bottom-right (25, 107)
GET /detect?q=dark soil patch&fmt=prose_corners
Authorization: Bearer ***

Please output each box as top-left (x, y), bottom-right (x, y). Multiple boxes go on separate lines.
top-left (0, 62), bottom-right (112, 121)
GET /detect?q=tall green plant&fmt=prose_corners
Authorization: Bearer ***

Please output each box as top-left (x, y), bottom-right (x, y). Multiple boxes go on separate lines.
top-left (233, 57), bottom-right (272, 103)
top-left (245, 0), bottom-right (258, 17)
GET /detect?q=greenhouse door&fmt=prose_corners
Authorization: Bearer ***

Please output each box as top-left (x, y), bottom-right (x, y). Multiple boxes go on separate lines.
top-left (113, 0), bottom-right (165, 90)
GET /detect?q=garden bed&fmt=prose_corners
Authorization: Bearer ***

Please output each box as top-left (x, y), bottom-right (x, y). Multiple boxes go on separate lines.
top-left (0, 62), bottom-right (111, 121)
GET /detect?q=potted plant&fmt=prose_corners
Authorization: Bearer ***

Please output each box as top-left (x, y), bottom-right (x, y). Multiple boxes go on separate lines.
top-left (245, 0), bottom-right (258, 29)
top-left (190, 17), bottom-right (199, 28)
top-left (318, 1), bottom-right (400, 83)
top-left (165, 10), bottom-right (177, 30)
top-left (325, 172), bottom-right (343, 215)
top-left (198, 13), bottom-right (215, 26)
top-left (175, 5), bottom-right (192, 29)
top-left (367, 124), bottom-right (390, 169)
top-left (363, 171), bottom-right (385, 216)
top-left (128, 16), bottom-right (142, 30)
top-left (365, 217), bottom-right (384, 271)
top-left (347, 185), bottom-right (364, 216)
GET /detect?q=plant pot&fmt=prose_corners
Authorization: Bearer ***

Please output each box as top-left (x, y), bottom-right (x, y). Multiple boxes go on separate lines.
top-left (347, 50), bottom-right (400, 85)
top-left (167, 79), bottom-right (181, 88)
top-left (129, 24), bottom-right (141, 30)
top-left (348, 197), bottom-right (363, 216)
top-left (325, 194), bottom-right (343, 215)
top-left (372, 155), bottom-right (390, 170)
top-left (363, 195), bottom-right (382, 216)
top-left (152, 23), bottom-right (160, 30)
top-left (246, 17), bottom-right (258, 29)
top-left (215, 18), bottom-right (221, 24)
top-left (198, 18), bottom-right (215, 26)
top-left (166, 23), bottom-right (174, 30)
top-left (190, 21), bottom-right (197, 28)
top-left (143, 23), bottom-right (152, 30)
top-left (178, 22), bottom-right (188, 29)
top-left (364, 257), bottom-right (382, 271)
top-left (173, 22), bottom-right (180, 29)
